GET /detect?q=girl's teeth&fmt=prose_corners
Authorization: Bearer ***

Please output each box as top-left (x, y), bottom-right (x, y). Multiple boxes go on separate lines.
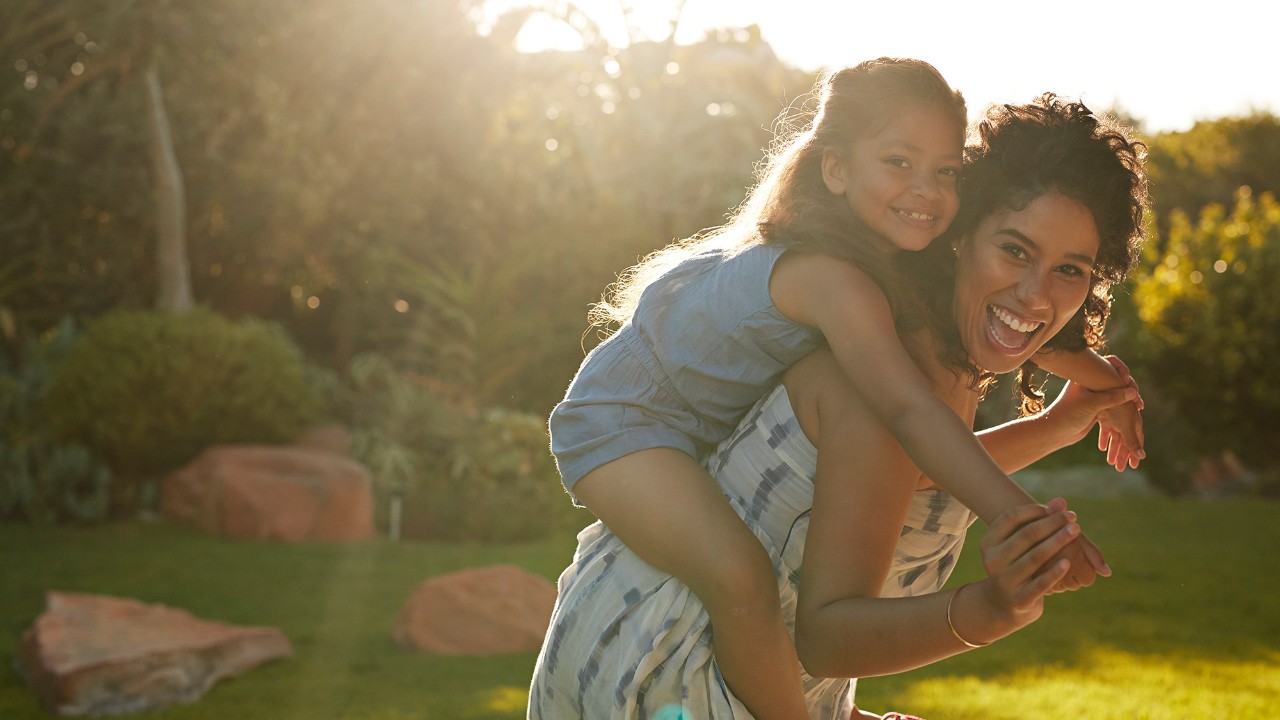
top-left (896, 210), bottom-right (934, 221)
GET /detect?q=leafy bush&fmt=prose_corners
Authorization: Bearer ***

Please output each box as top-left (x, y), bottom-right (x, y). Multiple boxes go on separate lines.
top-left (1126, 188), bottom-right (1280, 492)
top-left (42, 308), bottom-right (321, 513)
top-left (348, 353), bottom-right (583, 542)
top-left (0, 318), bottom-right (112, 522)
top-left (1144, 112), bottom-right (1280, 232)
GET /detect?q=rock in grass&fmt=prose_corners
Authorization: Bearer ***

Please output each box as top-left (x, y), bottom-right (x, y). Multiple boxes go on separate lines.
top-left (161, 445), bottom-right (375, 543)
top-left (393, 565), bottom-right (556, 655)
top-left (19, 591), bottom-right (293, 716)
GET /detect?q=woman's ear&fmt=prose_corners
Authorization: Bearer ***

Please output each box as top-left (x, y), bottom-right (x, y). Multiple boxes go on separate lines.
top-left (820, 149), bottom-right (846, 195)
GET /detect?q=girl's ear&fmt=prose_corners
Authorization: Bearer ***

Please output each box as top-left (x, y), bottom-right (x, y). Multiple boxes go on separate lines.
top-left (820, 149), bottom-right (847, 195)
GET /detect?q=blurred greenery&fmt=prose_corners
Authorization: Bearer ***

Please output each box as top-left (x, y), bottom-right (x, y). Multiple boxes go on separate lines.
top-left (0, 4), bottom-right (1276, 507)
top-left (0, 317), bottom-right (111, 523)
top-left (1125, 188), bottom-right (1280, 493)
top-left (0, 496), bottom-right (1276, 719)
top-left (41, 308), bottom-right (320, 513)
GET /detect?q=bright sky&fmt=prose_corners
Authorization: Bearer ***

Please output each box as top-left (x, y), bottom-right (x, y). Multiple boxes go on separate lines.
top-left (484, 0), bottom-right (1280, 133)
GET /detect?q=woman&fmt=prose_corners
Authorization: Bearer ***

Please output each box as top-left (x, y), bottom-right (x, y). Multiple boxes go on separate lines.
top-left (527, 94), bottom-right (1149, 719)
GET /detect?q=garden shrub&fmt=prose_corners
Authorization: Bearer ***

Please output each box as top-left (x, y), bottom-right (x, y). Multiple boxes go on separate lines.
top-left (1125, 188), bottom-right (1280, 493)
top-left (348, 352), bottom-right (583, 542)
top-left (0, 318), bottom-right (112, 522)
top-left (42, 307), bottom-right (321, 513)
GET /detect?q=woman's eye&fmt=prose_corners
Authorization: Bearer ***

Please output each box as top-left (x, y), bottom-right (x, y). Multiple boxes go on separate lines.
top-left (1057, 264), bottom-right (1089, 278)
top-left (938, 167), bottom-right (960, 178)
top-left (1001, 244), bottom-right (1028, 260)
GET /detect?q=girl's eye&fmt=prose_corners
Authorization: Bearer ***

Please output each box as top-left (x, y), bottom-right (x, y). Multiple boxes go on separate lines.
top-left (1001, 244), bottom-right (1028, 260)
top-left (886, 157), bottom-right (910, 168)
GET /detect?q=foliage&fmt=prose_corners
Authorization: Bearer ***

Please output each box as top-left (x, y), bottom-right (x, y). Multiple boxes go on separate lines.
top-left (1, 0), bottom-right (813, 417)
top-left (0, 318), bottom-right (111, 522)
top-left (1143, 112), bottom-right (1280, 239)
top-left (347, 352), bottom-right (584, 543)
top-left (42, 308), bottom-right (321, 512)
top-left (2, 0), bottom-right (1276, 515)
top-left (1124, 188), bottom-right (1280, 491)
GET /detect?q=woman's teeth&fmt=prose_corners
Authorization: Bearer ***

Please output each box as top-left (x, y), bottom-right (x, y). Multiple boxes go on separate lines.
top-left (988, 306), bottom-right (1043, 351)
top-left (991, 306), bottom-right (1041, 333)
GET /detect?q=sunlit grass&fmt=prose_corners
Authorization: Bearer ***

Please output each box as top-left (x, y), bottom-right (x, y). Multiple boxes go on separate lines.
top-left (856, 496), bottom-right (1280, 718)
top-left (874, 647), bottom-right (1279, 719)
top-left (1, 496), bottom-right (1276, 718)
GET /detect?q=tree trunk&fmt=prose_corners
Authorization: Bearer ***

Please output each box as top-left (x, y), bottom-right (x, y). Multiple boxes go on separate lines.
top-left (145, 60), bottom-right (193, 313)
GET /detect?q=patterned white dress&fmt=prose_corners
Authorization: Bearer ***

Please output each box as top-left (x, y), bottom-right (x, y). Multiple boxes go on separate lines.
top-left (528, 384), bottom-right (976, 719)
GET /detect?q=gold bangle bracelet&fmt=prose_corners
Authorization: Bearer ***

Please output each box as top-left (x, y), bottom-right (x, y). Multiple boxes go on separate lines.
top-left (947, 585), bottom-right (991, 648)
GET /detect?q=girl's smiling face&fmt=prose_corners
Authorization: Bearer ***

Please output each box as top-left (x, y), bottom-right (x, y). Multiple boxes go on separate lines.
top-left (953, 191), bottom-right (1101, 374)
top-left (821, 101), bottom-right (964, 254)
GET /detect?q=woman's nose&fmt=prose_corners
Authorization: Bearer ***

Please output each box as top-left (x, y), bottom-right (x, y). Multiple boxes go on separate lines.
top-left (1015, 272), bottom-right (1051, 309)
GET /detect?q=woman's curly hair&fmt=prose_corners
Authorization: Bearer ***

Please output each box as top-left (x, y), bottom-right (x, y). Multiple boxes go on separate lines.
top-left (903, 93), bottom-right (1150, 411)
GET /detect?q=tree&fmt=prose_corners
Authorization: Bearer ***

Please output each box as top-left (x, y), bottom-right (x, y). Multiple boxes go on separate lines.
top-left (1126, 188), bottom-right (1280, 491)
top-left (1, 0), bottom-right (282, 315)
top-left (144, 58), bottom-right (190, 311)
top-left (1144, 112), bottom-right (1280, 243)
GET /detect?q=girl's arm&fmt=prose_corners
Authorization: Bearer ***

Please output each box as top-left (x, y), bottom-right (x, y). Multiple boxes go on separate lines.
top-left (787, 353), bottom-right (1075, 678)
top-left (1034, 346), bottom-right (1125, 391)
top-left (771, 252), bottom-right (1035, 524)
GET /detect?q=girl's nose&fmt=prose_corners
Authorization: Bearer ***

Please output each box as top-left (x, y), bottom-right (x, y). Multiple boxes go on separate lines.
top-left (913, 171), bottom-right (942, 200)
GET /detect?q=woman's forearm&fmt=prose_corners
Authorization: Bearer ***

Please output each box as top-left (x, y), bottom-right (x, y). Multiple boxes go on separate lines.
top-left (796, 583), bottom-right (1012, 679)
top-left (977, 411), bottom-right (1072, 474)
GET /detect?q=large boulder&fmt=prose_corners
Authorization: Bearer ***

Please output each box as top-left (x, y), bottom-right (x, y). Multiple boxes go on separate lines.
top-left (19, 591), bottom-right (293, 716)
top-left (161, 445), bottom-right (374, 542)
top-left (393, 564), bottom-right (557, 655)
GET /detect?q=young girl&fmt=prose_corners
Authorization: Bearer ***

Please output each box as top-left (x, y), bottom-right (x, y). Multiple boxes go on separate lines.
top-left (548, 58), bottom-right (1141, 719)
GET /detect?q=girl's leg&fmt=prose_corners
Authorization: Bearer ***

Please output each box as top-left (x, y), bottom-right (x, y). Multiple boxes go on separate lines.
top-left (573, 448), bottom-right (809, 720)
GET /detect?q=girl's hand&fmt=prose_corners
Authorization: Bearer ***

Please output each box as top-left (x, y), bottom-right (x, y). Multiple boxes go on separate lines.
top-left (1044, 371), bottom-right (1140, 450)
top-left (1095, 355), bottom-right (1146, 471)
top-left (965, 501), bottom-right (1081, 637)
top-left (1046, 528), bottom-right (1111, 593)
top-left (1097, 400), bottom-right (1144, 471)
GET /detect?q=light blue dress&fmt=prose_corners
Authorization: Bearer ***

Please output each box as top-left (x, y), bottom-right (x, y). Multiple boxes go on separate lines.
top-left (549, 243), bottom-right (825, 495)
top-left (529, 384), bottom-right (976, 719)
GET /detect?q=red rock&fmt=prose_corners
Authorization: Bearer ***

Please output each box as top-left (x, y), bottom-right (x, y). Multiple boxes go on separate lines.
top-left (161, 445), bottom-right (374, 542)
top-left (19, 591), bottom-right (292, 716)
top-left (393, 564), bottom-right (556, 655)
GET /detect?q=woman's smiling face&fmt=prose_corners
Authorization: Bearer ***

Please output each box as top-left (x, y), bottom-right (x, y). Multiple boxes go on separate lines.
top-left (953, 191), bottom-right (1101, 374)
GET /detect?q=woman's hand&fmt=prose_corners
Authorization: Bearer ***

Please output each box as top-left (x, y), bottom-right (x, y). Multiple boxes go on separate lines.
top-left (951, 500), bottom-right (1081, 643)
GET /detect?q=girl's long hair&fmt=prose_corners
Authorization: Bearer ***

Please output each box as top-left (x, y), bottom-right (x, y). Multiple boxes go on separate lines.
top-left (589, 58), bottom-right (966, 343)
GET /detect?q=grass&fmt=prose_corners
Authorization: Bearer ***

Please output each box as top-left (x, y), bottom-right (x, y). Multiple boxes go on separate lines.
top-left (2, 496), bottom-right (1277, 719)
top-left (856, 496), bottom-right (1280, 718)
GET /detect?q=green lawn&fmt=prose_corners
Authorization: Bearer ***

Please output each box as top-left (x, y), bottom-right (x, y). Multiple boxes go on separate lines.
top-left (2, 497), bottom-right (1277, 719)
